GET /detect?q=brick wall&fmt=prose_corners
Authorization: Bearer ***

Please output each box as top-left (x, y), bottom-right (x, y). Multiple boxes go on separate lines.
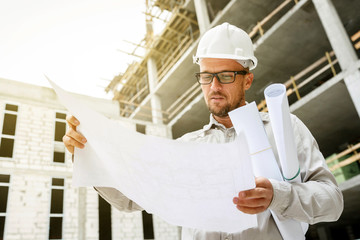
top-left (5, 174), bottom-right (50, 239)
top-left (153, 215), bottom-right (181, 240)
top-left (0, 85), bottom-right (180, 240)
top-left (85, 187), bottom-right (99, 240)
top-left (112, 207), bottom-right (143, 239)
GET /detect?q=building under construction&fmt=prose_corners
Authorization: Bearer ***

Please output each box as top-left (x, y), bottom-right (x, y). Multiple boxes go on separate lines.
top-left (106, 0), bottom-right (360, 239)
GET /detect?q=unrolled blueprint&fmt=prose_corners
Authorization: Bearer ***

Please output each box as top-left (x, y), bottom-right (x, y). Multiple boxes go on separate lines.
top-left (47, 77), bottom-right (257, 233)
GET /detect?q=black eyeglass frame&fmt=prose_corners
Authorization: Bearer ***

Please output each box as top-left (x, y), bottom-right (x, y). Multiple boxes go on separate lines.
top-left (195, 70), bottom-right (248, 85)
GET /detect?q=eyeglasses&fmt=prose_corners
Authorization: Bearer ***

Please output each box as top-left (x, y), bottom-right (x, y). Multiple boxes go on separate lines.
top-left (195, 71), bottom-right (248, 85)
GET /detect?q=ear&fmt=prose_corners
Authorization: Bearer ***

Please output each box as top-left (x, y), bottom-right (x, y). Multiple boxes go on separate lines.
top-left (244, 72), bottom-right (254, 90)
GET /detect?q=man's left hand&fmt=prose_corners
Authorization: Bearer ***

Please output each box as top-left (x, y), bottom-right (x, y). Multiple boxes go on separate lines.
top-left (233, 177), bottom-right (273, 214)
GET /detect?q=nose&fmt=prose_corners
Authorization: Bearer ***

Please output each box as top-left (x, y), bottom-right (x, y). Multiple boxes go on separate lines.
top-left (210, 75), bottom-right (222, 91)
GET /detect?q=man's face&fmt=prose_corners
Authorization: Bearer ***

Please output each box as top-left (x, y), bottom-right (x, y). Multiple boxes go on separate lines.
top-left (199, 58), bottom-right (253, 117)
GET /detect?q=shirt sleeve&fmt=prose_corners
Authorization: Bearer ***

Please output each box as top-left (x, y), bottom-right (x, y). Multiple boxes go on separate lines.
top-left (268, 116), bottom-right (344, 224)
top-left (94, 187), bottom-right (143, 212)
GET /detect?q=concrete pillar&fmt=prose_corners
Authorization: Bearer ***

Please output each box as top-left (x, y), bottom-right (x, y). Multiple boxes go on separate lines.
top-left (313, 0), bottom-right (360, 117)
top-left (147, 57), bottom-right (163, 124)
top-left (194, 0), bottom-right (211, 34)
top-left (344, 70), bottom-right (360, 117)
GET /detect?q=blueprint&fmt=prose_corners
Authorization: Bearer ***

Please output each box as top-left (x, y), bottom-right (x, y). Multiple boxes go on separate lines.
top-left (47, 77), bottom-right (257, 233)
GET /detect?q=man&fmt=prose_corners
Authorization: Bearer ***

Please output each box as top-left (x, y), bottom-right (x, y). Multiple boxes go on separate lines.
top-left (63, 23), bottom-right (343, 239)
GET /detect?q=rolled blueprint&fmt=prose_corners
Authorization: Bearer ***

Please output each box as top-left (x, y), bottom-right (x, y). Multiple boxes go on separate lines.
top-left (228, 102), bottom-right (282, 181)
top-left (264, 84), bottom-right (301, 183)
top-left (229, 102), bottom-right (306, 240)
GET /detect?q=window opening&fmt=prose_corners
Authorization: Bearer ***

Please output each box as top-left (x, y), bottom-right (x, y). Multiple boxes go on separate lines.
top-left (0, 104), bottom-right (18, 158)
top-left (49, 178), bottom-right (64, 239)
top-left (0, 174), bottom-right (10, 239)
top-left (98, 195), bottom-right (112, 240)
top-left (53, 112), bottom-right (66, 163)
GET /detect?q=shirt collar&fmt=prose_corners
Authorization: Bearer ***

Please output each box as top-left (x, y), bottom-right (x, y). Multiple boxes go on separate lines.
top-left (202, 114), bottom-right (228, 131)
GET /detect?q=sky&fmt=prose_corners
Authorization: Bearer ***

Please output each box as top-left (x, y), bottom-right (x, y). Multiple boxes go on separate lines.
top-left (0, 0), bottom-right (152, 99)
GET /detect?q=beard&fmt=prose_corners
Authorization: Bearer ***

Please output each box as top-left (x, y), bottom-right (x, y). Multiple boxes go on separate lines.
top-left (208, 104), bottom-right (232, 117)
top-left (207, 92), bottom-right (243, 117)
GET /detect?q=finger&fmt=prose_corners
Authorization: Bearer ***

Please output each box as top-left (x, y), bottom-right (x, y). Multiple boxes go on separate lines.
top-left (66, 115), bottom-right (80, 128)
top-left (239, 187), bottom-right (267, 199)
top-left (65, 144), bottom-right (74, 154)
top-left (236, 205), bottom-right (267, 214)
top-left (67, 128), bottom-right (87, 144)
top-left (63, 136), bottom-right (74, 154)
top-left (63, 135), bottom-right (85, 150)
top-left (233, 197), bottom-right (267, 208)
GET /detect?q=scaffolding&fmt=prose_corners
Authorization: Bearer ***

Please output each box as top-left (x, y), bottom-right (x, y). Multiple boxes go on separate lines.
top-left (257, 51), bottom-right (339, 112)
top-left (106, 0), bottom-right (352, 123)
top-left (106, 0), bottom-right (199, 118)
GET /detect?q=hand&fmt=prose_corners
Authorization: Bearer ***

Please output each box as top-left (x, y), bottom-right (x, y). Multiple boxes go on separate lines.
top-left (63, 115), bottom-right (87, 154)
top-left (233, 177), bottom-right (273, 214)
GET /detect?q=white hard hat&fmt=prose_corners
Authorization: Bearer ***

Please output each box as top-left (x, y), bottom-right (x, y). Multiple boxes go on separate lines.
top-left (193, 22), bottom-right (258, 70)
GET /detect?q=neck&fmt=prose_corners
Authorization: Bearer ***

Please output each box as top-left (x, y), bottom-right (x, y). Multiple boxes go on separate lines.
top-left (213, 101), bottom-right (247, 128)
top-left (213, 115), bottom-right (233, 128)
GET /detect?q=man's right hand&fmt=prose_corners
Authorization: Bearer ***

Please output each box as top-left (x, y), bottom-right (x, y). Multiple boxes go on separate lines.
top-left (63, 115), bottom-right (87, 154)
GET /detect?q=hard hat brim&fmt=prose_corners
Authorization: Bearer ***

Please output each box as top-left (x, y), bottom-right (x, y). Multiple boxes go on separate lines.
top-left (193, 54), bottom-right (258, 70)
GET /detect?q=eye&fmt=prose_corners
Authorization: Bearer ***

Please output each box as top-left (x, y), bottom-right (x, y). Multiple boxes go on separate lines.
top-left (200, 74), bottom-right (213, 80)
top-left (219, 72), bottom-right (234, 81)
